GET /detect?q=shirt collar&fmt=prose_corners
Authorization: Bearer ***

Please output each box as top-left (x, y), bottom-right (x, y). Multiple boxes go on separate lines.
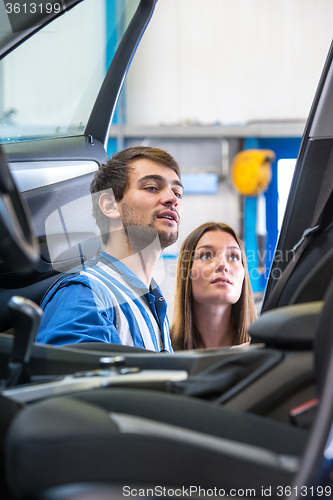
top-left (99, 250), bottom-right (159, 294)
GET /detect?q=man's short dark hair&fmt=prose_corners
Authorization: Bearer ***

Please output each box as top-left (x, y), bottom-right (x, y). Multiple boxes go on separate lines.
top-left (91, 146), bottom-right (181, 244)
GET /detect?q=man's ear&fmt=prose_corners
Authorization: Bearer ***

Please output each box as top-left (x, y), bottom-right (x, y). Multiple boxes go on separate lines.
top-left (98, 192), bottom-right (120, 219)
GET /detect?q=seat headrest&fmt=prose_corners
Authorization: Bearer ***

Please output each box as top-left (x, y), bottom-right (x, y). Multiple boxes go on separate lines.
top-left (249, 302), bottom-right (323, 349)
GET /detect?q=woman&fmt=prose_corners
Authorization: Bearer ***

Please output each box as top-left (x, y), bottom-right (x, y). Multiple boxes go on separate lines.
top-left (171, 222), bottom-right (257, 350)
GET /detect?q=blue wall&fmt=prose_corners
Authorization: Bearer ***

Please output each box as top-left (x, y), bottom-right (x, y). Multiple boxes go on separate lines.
top-left (244, 137), bottom-right (302, 292)
top-left (105, 0), bottom-right (123, 157)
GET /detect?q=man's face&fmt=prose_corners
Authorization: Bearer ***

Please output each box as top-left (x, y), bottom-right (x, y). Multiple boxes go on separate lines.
top-left (117, 159), bottom-right (183, 249)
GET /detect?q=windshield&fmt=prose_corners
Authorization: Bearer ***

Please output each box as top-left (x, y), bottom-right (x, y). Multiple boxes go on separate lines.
top-left (0, 0), bottom-right (139, 144)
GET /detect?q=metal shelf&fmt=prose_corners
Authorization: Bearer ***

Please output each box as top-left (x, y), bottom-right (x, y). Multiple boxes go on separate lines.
top-left (109, 122), bottom-right (305, 140)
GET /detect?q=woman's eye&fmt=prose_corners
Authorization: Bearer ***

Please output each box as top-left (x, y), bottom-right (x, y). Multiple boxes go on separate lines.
top-left (228, 253), bottom-right (240, 261)
top-left (199, 252), bottom-right (213, 260)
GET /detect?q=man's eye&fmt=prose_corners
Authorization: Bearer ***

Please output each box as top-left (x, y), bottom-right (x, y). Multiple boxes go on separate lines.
top-left (174, 191), bottom-right (183, 199)
top-left (145, 186), bottom-right (158, 192)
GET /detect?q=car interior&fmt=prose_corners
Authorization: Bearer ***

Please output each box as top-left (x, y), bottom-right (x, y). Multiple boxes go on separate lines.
top-left (0, 0), bottom-right (333, 499)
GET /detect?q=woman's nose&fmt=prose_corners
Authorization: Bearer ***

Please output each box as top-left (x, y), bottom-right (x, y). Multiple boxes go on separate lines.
top-left (216, 258), bottom-right (229, 272)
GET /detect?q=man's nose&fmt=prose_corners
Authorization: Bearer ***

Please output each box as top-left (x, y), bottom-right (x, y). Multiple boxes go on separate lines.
top-left (161, 187), bottom-right (178, 206)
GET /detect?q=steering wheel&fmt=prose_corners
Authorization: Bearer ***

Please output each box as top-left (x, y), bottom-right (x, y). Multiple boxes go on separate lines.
top-left (0, 144), bottom-right (40, 273)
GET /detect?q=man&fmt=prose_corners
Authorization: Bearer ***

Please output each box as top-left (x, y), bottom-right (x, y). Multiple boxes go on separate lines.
top-left (35, 146), bottom-right (183, 352)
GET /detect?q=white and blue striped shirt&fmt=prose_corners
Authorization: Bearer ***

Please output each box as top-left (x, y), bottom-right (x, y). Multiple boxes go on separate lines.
top-left (35, 251), bottom-right (173, 352)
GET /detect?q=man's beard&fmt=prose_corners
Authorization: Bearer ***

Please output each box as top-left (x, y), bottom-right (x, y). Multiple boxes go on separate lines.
top-left (121, 204), bottom-right (179, 250)
top-left (157, 228), bottom-right (179, 249)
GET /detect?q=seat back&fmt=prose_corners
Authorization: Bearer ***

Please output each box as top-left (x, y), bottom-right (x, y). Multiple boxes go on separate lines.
top-left (276, 221), bottom-right (333, 308)
top-left (288, 275), bottom-right (333, 492)
top-left (314, 277), bottom-right (333, 394)
top-left (0, 173), bottom-right (102, 332)
top-left (289, 245), bottom-right (333, 306)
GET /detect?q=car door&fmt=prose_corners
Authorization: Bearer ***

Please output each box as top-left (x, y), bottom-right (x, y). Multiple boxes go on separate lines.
top-left (0, 0), bottom-right (157, 323)
top-left (261, 39), bottom-right (333, 313)
top-left (2, 3), bottom-right (333, 498)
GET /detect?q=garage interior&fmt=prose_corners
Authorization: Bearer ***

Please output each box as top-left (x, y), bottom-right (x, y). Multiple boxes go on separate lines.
top-left (1, 0), bottom-right (333, 313)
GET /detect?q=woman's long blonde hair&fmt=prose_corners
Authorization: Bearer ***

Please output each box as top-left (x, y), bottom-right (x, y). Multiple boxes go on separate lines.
top-left (171, 222), bottom-right (257, 350)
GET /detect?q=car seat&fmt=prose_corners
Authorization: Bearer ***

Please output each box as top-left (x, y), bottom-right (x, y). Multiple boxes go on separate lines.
top-left (6, 280), bottom-right (333, 498)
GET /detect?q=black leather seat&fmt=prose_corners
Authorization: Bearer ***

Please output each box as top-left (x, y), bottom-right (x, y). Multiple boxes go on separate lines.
top-left (5, 387), bottom-right (307, 497)
top-left (6, 284), bottom-right (333, 498)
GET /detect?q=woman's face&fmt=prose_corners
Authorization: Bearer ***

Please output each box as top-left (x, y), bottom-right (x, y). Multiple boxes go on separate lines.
top-left (190, 230), bottom-right (245, 307)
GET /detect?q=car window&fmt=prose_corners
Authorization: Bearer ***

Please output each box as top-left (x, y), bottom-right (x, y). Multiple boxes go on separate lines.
top-left (0, 0), bottom-right (139, 144)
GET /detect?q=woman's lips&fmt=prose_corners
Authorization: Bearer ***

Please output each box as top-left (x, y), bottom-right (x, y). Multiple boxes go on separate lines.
top-left (211, 277), bottom-right (232, 285)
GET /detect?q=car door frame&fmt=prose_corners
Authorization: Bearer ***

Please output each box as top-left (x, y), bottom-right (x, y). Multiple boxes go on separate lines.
top-left (262, 39), bottom-right (333, 311)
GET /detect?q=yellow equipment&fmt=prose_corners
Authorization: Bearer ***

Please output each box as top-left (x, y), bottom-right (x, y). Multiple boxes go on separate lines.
top-left (231, 149), bottom-right (275, 196)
